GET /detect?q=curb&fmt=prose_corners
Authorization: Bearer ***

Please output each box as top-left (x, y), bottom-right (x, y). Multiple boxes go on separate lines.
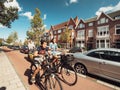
top-left (0, 49), bottom-right (29, 90)
top-left (77, 73), bottom-right (120, 90)
top-left (4, 52), bottom-right (29, 90)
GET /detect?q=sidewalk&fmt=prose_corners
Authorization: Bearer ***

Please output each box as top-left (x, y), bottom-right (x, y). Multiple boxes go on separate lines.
top-left (0, 49), bottom-right (28, 90)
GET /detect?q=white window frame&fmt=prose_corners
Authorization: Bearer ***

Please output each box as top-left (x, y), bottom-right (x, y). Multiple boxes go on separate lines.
top-left (77, 30), bottom-right (85, 39)
top-left (100, 18), bottom-right (105, 24)
top-left (96, 39), bottom-right (110, 48)
top-left (88, 22), bottom-right (93, 26)
top-left (79, 23), bottom-right (85, 28)
top-left (68, 25), bottom-right (73, 29)
top-left (58, 29), bottom-right (61, 33)
top-left (115, 15), bottom-right (120, 20)
top-left (88, 29), bottom-right (93, 37)
top-left (97, 25), bottom-right (109, 37)
top-left (98, 17), bottom-right (109, 24)
top-left (115, 24), bottom-right (120, 35)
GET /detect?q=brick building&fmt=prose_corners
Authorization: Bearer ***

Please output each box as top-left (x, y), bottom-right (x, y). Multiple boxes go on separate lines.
top-left (48, 10), bottom-right (120, 49)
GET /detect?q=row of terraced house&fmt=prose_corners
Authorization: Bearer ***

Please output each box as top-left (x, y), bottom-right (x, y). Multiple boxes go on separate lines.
top-left (45, 10), bottom-right (120, 50)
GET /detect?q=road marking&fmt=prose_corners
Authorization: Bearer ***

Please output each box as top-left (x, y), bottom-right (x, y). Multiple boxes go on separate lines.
top-left (76, 72), bottom-right (120, 90)
top-left (97, 80), bottom-right (120, 90)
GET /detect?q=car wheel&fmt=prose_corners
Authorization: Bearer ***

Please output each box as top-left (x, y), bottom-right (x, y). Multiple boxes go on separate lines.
top-left (74, 64), bottom-right (87, 75)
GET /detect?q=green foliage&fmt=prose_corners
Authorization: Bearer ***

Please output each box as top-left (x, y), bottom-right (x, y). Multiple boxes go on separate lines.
top-left (0, 0), bottom-right (18, 28)
top-left (0, 38), bottom-right (2, 45)
top-left (60, 28), bottom-right (71, 43)
top-left (6, 31), bottom-right (18, 44)
top-left (27, 8), bottom-right (45, 45)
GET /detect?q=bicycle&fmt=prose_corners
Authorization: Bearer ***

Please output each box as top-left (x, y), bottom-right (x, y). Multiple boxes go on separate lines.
top-left (53, 53), bottom-right (78, 86)
top-left (30, 53), bottom-right (63, 90)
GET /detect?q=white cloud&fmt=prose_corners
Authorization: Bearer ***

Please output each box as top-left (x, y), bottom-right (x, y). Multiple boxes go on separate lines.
top-left (43, 25), bottom-right (47, 28)
top-left (20, 12), bottom-right (33, 20)
top-left (96, 1), bottom-right (120, 16)
top-left (43, 14), bottom-right (47, 20)
top-left (0, 24), bottom-right (6, 28)
top-left (4, 0), bottom-right (22, 11)
top-left (70, 0), bottom-right (78, 4)
top-left (65, 0), bottom-right (78, 6)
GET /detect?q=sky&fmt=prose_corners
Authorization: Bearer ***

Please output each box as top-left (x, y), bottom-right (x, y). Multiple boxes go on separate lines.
top-left (0, 0), bottom-right (120, 42)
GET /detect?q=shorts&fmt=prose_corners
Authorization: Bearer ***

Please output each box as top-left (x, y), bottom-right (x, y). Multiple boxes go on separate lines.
top-left (33, 55), bottom-right (45, 67)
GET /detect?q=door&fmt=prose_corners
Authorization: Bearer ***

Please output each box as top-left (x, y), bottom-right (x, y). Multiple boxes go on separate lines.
top-left (99, 51), bottom-right (120, 82)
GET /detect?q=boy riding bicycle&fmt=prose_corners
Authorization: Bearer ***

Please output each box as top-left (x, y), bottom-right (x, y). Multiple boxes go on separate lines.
top-left (30, 40), bottom-right (50, 83)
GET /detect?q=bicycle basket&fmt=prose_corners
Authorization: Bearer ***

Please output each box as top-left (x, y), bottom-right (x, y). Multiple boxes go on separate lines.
top-left (61, 54), bottom-right (74, 63)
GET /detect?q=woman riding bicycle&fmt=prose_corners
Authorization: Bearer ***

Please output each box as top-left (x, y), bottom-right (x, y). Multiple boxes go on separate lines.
top-left (49, 38), bottom-right (61, 63)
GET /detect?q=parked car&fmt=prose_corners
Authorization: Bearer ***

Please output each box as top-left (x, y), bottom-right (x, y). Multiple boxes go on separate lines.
top-left (69, 47), bottom-right (82, 53)
top-left (72, 48), bottom-right (120, 83)
top-left (12, 46), bottom-right (20, 50)
top-left (20, 45), bottom-right (29, 54)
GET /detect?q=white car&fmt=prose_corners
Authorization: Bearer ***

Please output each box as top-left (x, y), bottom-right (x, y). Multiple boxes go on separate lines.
top-left (73, 48), bottom-right (120, 83)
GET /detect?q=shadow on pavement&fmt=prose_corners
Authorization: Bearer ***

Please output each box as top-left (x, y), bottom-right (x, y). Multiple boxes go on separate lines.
top-left (0, 87), bottom-right (6, 90)
top-left (24, 56), bottom-right (33, 64)
top-left (0, 48), bottom-right (13, 52)
top-left (24, 68), bottom-right (32, 85)
top-left (88, 73), bottom-right (120, 87)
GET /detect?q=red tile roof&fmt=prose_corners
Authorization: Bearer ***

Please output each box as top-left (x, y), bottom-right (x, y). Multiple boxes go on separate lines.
top-left (51, 21), bottom-right (68, 30)
top-left (51, 16), bottom-right (79, 31)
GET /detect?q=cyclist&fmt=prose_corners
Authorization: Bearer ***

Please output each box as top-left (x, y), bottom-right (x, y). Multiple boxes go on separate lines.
top-left (49, 38), bottom-right (61, 64)
top-left (28, 39), bottom-right (35, 54)
top-left (30, 40), bottom-right (50, 83)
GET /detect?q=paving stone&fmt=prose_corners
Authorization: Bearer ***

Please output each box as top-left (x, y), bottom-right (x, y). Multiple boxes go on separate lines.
top-left (0, 51), bottom-right (28, 90)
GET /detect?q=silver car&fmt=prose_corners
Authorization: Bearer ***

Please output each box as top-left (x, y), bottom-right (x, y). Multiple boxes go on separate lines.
top-left (73, 48), bottom-right (120, 83)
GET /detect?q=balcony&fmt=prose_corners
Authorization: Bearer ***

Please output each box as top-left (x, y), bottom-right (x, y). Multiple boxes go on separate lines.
top-left (96, 34), bottom-right (110, 39)
top-left (76, 37), bottom-right (85, 41)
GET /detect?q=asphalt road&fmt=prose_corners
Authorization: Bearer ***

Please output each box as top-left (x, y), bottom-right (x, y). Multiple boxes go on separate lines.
top-left (3, 47), bottom-right (119, 90)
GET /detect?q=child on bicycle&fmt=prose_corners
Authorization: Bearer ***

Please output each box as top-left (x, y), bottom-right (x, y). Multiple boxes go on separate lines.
top-left (30, 40), bottom-right (50, 83)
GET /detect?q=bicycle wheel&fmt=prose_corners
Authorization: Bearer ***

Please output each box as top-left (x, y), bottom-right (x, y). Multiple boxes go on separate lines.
top-left (36, 73), bottom-right (46, 90)
top-left (60, 64), bottom-right (77, 86)
top-left (45, 74), bottom-right (63, 90)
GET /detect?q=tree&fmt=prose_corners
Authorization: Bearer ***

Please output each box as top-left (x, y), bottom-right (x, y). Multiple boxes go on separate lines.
top-left (27, 8), bottom-right (45, 45)
top-left (0, 38), bottom-right (3, 45)
top-left (0, 0), bottom-right (18, 28)
top-left (6, 31), bottom-right (18, 44)
top-left (60, 28), bottom-right (71, 48)
top-left (26, 29), bottom-right (35, 40)
top-left (6, 35), bottom-right (13, 44)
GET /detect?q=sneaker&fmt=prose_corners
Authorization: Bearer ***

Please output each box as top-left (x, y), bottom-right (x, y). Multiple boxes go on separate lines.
top-left (30, 77), bottom-right (35, 83)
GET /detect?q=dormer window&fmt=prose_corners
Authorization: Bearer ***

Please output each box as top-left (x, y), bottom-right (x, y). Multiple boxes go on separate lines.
top-left (88, 22), bottom-right (93, 26)
top-left (98, 17), bottom-right (109, 24)
top-left (58, 29), bottom-right (61, 33)
top-left (100, 18), bottom-right (105, 23)
top-left (115, 15), bottom-right (120, 20)
top-left (79, 23), bottom-right (85, 28)
top-left (115, 24), bottom-right (120, 35)
top-left (68, 25), bottom-right (73, 29)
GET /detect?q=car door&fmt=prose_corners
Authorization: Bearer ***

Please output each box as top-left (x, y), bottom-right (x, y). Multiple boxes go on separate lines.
top-left (99, 51), bottom-right (120, 82)
top-left (86, 51), bottom-right (103, 75)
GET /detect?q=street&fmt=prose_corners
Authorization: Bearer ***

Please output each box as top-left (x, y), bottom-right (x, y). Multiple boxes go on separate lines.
top-left (2, 47), bottom-right (120, 90)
